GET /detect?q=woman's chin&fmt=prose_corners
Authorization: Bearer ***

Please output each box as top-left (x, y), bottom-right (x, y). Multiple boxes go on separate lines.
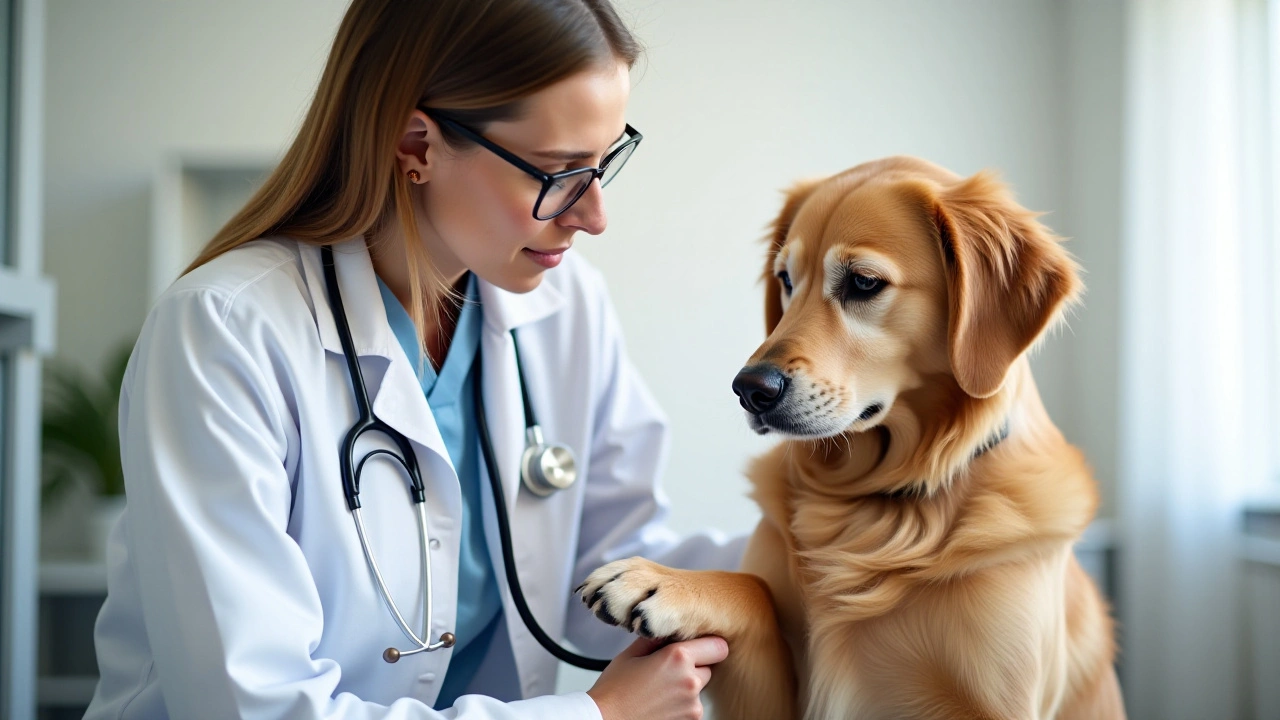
top-left (485, 269), bottom-right (545, 295)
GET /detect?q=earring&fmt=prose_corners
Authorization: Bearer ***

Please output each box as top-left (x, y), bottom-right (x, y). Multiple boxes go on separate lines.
top-left (407, 169), bottom-right (421, 183)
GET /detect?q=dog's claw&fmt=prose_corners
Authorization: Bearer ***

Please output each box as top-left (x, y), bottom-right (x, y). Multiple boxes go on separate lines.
top-left (577, 558), bottom-right (697, 641)
top-left (628, 605), bottom-right (645, 632)
top-left (594, 603), bottom-right (619, 626)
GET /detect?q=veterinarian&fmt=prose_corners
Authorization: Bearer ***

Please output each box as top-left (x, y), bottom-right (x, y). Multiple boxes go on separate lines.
top-left (84, 1), bottom-right (741, 718)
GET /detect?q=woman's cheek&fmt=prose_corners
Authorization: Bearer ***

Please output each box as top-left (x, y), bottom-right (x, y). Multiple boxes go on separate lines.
top-left (498, 184), bottom-right (545, 244)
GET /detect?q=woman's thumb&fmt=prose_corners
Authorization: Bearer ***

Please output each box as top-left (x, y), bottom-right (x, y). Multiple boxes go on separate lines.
top-left (615, 635), bottom-right (665, 660)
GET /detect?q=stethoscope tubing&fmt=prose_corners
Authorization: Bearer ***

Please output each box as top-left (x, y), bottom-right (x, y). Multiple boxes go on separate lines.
top-left (321, 244), bottom-right (610, 671)
top-left (473, 347), bottom-right (611, 671)
top-left (352, 504), bottom-right (447, 655)
top-left (323, 246), bottom-right (452, 661)
top-left (323, 247), bottom-right (426, 511)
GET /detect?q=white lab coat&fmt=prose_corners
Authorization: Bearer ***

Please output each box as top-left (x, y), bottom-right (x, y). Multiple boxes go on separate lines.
top-left (85, 236), bottom-right (745, 720)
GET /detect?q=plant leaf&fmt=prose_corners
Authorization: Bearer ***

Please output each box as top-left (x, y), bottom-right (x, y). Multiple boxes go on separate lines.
top-left (40, 340), bottom-right (133, 501)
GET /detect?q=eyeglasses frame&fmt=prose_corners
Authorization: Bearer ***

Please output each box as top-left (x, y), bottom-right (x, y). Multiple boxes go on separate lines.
top-left (420, 108), bottom-right (642, 221)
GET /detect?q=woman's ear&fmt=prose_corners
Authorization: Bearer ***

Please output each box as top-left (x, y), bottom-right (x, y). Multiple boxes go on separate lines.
top-left (763, 176), bottom-right (826, 336)
top-left (932, 171), bottom-right (1083, 398)
top-left (396, 110), bottom-right (435, 182)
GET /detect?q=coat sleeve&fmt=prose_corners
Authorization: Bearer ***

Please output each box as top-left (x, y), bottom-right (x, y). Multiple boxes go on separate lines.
top-left (114, 288), bottom-right (603, 720)
top-left (563, 274), bottom-right (749, 658)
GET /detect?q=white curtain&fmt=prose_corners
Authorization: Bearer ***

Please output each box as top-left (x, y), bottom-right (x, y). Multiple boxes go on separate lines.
top-left (1118, 1), bottom-right (1277, 719)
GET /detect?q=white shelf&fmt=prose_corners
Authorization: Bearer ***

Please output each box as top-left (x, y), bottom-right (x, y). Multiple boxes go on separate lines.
top-left (1243, 536), bottom-right (1280, 568)
top-left (149, 151), bottom-right (276, 302)
top-left (38, 562), bottom-right (107, 711)
top-left (37, 675), bottom-right (99, 706)
top-left (39, 560), bottom-right (107, 595)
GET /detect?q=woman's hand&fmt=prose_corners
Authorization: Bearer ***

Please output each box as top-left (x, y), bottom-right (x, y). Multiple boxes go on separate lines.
top-left (587, 635), bottom-right (729, 720)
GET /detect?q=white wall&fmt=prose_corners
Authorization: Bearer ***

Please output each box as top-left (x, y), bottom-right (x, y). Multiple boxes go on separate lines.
top-left (44, 0), bottom-right (350, 365)
top-left (42, 1), bottom-right (1123, 543)
top-left (580, 0), bottom-right (1101, 534)
top-left (1056, 0), bottom-right (1126, 517)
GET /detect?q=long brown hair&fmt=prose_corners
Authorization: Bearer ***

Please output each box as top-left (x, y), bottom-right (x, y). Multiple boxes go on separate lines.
top-left (185, 0), bottom-right (640, 347)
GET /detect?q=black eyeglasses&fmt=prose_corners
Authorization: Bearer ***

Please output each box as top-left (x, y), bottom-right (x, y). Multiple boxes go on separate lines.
top-left (422, 109), bottom-right (642, 221)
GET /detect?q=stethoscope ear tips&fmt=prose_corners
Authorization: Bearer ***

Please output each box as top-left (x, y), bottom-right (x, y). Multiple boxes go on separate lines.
top-left (383, 632), bottom-right (455, 664)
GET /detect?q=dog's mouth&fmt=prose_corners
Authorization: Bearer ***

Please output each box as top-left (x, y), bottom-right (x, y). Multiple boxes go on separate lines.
top-left (857, 403), bottom-right (884, 422)
top-left (747, 412), bottom-right (812, 437)
top-left (734, 365), bottom-right (890, 438)
top-left (745, 400), bottom-right (887, 438)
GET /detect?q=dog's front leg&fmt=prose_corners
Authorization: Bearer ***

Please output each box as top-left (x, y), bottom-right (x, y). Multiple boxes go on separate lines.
top-left (576, 558), bottom-right (797, 719)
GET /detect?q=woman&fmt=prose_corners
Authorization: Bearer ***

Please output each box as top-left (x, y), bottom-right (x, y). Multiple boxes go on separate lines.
top-left (84, 1), bottom-right (741, 718)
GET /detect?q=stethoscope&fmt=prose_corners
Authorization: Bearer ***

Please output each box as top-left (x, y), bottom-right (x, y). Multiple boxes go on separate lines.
top-left (321, 246), bottom-right (611, 671)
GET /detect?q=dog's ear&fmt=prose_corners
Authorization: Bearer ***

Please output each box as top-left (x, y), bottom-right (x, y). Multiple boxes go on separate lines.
top-left (932, 171), bottom-right (1082, 398)
top-left (763, 177), bottom-right (827, 335)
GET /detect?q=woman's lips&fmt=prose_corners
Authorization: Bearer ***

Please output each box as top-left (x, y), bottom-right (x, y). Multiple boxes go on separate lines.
top-left (523, 246), bottom-right (569, 269)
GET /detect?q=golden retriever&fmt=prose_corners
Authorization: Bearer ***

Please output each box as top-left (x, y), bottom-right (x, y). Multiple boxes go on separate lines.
top-left (577, 156), bottom-right (1125, 720)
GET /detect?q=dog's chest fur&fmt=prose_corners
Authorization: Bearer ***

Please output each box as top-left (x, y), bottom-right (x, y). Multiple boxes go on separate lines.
top-left (750, 436), bottom-right (1095, 720)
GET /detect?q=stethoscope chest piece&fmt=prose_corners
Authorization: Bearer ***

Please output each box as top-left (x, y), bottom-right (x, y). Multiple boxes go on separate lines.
top-left (520, 426), bottom-right (578, 497)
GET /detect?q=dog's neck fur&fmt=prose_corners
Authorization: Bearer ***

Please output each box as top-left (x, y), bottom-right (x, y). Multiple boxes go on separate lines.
top-left (875, 419), bottom-right (1009, 501)
top-left (788, 361), bottom-right (1026, 500)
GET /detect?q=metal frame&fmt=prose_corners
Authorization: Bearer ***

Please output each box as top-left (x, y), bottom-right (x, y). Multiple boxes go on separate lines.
top-left (0, 0), bottom-right (50, 717)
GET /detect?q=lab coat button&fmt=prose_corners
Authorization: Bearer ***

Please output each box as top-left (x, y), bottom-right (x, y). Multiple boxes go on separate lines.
top-left (429, 538), bottom-right (441, 550)
top-left (419, 673), bottom-right (437, 683)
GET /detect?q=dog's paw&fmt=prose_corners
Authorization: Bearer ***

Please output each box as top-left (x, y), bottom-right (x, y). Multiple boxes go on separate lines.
top-left (574, 557), bottom-right (701, 640)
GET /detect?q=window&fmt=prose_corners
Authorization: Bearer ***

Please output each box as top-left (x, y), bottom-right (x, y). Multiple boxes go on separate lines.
top-left (1269, 0), bottom-right (1280, 487)
top-left (0, 1), bottom-right (49, 717)
top-left (1238, 0), bottom-right (1280, 488)
top-left (0, 0), bottom-right (9, 268)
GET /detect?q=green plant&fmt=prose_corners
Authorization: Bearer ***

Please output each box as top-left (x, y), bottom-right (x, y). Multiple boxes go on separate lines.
top-left (41, 341), bottom-right (134, 506)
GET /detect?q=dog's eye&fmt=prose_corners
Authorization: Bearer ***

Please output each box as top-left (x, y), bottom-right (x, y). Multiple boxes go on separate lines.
top-left (853, 274), bottom-right (882, 292)
top-left (842, 272), bottom-right (886, 302)
top-left (776, 270), bottom-right (793, 296)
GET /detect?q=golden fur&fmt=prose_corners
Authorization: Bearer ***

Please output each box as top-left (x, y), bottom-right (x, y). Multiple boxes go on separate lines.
top-left (578, 157), bottom-right (1124, 720)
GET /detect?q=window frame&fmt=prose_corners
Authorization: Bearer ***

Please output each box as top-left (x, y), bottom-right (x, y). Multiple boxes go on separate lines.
top-left (0, 1), bottom-right (52, 718)
top-left (1268, 0), bottom-right (1280, 487)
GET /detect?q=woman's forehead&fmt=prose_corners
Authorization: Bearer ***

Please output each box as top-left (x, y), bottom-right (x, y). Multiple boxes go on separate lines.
top-left (487, 62), bottom-right (631, 157)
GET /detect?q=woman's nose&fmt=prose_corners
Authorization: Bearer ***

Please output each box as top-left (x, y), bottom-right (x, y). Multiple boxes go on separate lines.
top-left (556, 179), bottom-right (607, 235)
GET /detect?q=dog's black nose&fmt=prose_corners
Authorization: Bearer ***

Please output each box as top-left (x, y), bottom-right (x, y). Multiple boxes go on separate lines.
top-left (732, 364), bottom-right (788, 414)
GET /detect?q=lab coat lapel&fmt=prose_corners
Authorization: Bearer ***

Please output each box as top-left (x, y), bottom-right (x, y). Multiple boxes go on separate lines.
top-left (477, 274), bottom-right (566, 338)
top-left (476, 329), bottom-right (524, 539)
top-left (300, 236), bottom-right (390, 359)
top-left (475, 278), bottom-right (565, 520)
top-left (299, 237), bottom-right (451, 469)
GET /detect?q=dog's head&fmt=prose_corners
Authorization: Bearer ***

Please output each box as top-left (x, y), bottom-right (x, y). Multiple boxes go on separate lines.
top-left (734, 156), bottom-right (1081, 439)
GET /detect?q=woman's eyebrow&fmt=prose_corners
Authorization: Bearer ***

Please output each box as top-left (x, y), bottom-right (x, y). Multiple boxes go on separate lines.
top-left (531, 149), bottom-right (596, 161)
top-left (531, 130), bottom-right (627, 162)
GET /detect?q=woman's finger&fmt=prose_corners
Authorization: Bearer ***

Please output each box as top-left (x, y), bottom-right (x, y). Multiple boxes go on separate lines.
top-left (665, 636), bottom-right (729, 667)
top-left (615, 634), bottom-right (665, 660)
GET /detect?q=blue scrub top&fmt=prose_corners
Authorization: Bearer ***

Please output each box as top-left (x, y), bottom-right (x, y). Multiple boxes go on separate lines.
top-left (376, 274), bottom-right (503, 709)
